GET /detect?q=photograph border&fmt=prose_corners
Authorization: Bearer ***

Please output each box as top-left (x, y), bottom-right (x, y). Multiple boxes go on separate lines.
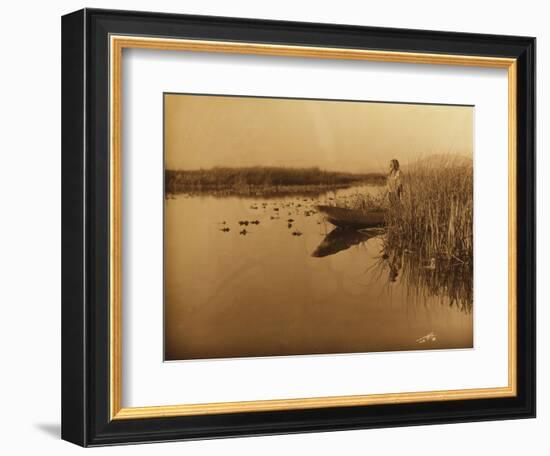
top-left (161, 90), bottom-right (476, 364)
top-left (62, 8), bottom-right (535, 446)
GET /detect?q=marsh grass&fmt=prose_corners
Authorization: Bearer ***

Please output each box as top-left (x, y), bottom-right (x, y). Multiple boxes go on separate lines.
top-left (350, 159), bottom-right (473, 263)
top-left (387, 161), bottom-right (473, 263)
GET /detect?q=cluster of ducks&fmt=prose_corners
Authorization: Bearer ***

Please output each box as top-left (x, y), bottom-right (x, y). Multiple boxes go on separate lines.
top-left (217, 219), bottom-right (260, 236)
top-left (246, 198), bottom-right (320, 217)
top-left (215, 195), bottom-right (352, 238)
top-left (285, 218), bottom-right (302, 236)
top-left (218, 221), bottom-right (258, 235)
top-left (218, 217), bottom-right (303, 237)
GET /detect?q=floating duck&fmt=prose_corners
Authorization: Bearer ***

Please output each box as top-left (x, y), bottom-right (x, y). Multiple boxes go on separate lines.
top-left (239, 229), bottom-right (249, 235)
top-left (220, 227), bottom-right (230, 233)
top-left (287, 218), bottom-right (294, 223)
top-left (292, 230), bottom-right (303, 236)
top-left (424, 258), bottom-right (436, 270)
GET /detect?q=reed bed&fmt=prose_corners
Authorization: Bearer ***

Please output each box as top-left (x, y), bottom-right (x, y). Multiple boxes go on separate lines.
top-left (350, 160), bottom-right (473, 263)
top-left (386, 162), bottom-right (473, 262)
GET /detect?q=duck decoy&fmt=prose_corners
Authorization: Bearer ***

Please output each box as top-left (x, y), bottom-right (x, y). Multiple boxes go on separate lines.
top-left (423, 258), bottom-right (436, 270)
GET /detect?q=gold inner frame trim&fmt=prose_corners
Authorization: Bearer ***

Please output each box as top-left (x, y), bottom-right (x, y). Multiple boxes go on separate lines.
top-left (109, 35), bottom-right (517, 421)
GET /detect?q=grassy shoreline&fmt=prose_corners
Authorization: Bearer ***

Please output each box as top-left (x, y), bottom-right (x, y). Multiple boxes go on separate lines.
top-left (166, 166), bottom-right (385, 196)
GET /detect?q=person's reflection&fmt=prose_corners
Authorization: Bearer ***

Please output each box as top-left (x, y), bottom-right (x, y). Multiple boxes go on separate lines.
top-left (383, 247), bottom-right (403, 282)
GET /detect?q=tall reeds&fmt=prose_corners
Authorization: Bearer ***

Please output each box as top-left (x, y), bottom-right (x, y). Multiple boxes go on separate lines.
top-left (384, 160), bottom-right (473, 263)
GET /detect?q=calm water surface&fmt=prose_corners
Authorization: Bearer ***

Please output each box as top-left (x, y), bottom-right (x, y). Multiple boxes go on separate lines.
top-left (165, 185), bottom-right (473, 360)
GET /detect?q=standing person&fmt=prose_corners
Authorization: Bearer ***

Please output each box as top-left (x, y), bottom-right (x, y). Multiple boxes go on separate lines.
top-left (387, 159), bottom-right (403, 205)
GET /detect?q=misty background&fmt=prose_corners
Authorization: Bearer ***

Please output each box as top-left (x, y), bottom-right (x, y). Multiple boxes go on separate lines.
top-left (164, 94), bottom-right (473, 173)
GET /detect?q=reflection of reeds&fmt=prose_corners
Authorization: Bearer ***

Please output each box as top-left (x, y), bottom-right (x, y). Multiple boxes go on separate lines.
top-left (166, 167), bottom-right (385, 196)
top-left (376, 244), bottom-right (473, 313)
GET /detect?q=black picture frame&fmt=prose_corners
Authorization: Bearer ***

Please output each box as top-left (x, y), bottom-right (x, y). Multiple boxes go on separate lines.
top-left (62, 8), bottom-right (536, 447)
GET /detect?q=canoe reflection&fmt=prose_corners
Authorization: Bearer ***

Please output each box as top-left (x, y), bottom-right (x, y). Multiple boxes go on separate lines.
top-left (312, 227), bottom-right (377, 258)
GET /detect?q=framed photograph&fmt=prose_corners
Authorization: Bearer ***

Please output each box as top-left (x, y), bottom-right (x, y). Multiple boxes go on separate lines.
top-left (62, 8), bottom-right (535, 446)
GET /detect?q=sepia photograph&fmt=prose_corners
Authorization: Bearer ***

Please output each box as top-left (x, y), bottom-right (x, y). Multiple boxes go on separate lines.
top-left (164, 93), bottom-right (474, 361)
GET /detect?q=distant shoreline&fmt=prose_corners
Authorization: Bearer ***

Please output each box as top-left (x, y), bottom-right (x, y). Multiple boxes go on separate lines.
top-left (165, 167), bottom-right (385, 196)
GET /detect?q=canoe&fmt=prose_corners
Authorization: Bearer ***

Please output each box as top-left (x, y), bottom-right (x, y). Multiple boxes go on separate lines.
top-left (316, 205), bottom-right (385, 229)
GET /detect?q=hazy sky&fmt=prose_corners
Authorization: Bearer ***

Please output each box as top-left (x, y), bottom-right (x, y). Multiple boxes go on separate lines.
top-left (165, 94), bottom-right (473, 173)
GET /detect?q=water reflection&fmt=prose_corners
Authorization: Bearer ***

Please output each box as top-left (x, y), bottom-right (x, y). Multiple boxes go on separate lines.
top-left (164, 185), bottom-right (473, 360)
top-left (312, 228), bottom-right (377, 258)
top-left (312, 227), bottom-right (473, 314)
top-left (374, 244), bottom-right (473, 313)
